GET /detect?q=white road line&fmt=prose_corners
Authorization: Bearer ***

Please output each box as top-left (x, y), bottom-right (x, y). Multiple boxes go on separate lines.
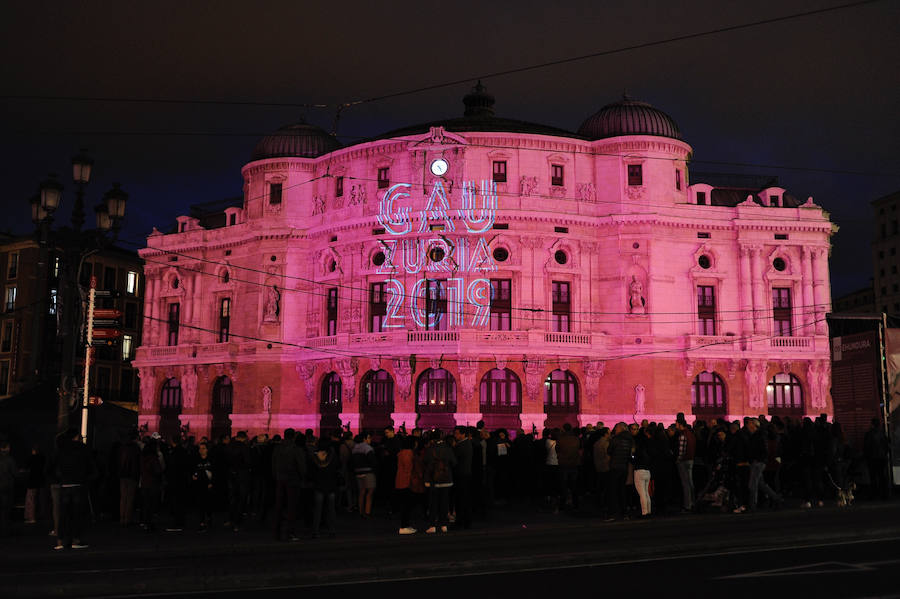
top-left (91, 535), bottom-right (900, 598)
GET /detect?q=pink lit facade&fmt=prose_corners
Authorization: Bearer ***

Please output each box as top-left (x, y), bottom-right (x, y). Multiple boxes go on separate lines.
top-left (133, 94), bottom-right (835, 438)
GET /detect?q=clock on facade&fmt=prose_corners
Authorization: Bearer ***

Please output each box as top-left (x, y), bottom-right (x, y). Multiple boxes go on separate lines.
top-left (430, 158), bottom-right (449, 177)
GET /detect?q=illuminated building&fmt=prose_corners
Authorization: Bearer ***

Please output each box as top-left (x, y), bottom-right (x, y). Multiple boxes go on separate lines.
top-left (134, 85), bottom-right (834, 438)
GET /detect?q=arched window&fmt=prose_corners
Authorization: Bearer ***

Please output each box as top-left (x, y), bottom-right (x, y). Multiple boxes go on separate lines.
top-left (480, 368), bottom-right (521, 413)
top-left (767, 373), bottom-right (803, 413)
top-left (691, 371), bottom-right (726, 415)
top-left (160, 378), bottom-right (182, 412)
top-left (544, 369), bottom-right (578, 412)
top-left (416, 368), bottom-right (457, 412)
top-left (321, 372), bottom-right (342, 411)
top-left (361, 370), bottom-right (394, 411)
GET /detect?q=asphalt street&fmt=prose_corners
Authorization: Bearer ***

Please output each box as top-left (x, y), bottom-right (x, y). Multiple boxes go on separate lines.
top-left (2, 501), bottom-right (899, 598)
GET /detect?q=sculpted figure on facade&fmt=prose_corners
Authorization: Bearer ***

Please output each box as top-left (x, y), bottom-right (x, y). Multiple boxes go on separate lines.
top-left (261, 385), bottom-right (272, 413)
top-left (295, 361), bottom-right (317, 401)
top-left (577, 182), bottom-right (596, 203)
top-left (392, 357), bottom-right (413, 403)
top-left (634, 384), bottom-right (646, 414)
top-left (264, 285), bottom-right (280, 322)
top-left (628, 275), bottom-right (646, 314)
top-left (744, 360), bottom-right (767, 409)
top-left (138, 368), bottom-right (155, 410)
top-left (181, 366), bottom-right (198, 409)
top-left (349, 184), bottom-right (367, 206)
top-left (808, 360), bottom-right (830, 409)
top-left (523, 356), bottom-right (546, 402)
top-left (457, 358), bottom-right (479, 403)
top-left (312, 195), bottom-right (326, 215)
top-left (520, 175), bottom-right (538, 197)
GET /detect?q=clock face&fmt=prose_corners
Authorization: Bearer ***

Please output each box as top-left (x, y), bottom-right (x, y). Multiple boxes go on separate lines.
top-left (430, 158), bottom-right (449, 177)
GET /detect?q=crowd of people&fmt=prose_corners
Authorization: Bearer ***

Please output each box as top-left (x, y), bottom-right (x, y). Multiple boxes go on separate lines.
top-left (0, 412), bottom-right (892, 549)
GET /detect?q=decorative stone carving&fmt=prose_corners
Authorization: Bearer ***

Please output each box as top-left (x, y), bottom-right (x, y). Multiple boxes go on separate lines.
top-left (807, 360), bottom-right (829, 409)
top-left (262, 386), bottom-right (272, 413)
top-left (334, 357), bottom-right (359, 403)
top-left (523, 356), bottom-right (546, 401)
top-left (429, 125), bottom-right (446, 145)
top-left (349, 184), bottom-right (367, 206)
top-left (182, 365), bottom-right (198, 409)
top-left (584, 360), bottom-right (606, 379)
top-left (295, 361), bottom-right (317, 401)
top-left (264, 285), bottom-right (280, 322)
top-left (332, 192), bottom-right (344, 211)
top-left (520, 176), bottom-right (538, 196)
top-left (728, 359), bottom-right (743, 380)
top-left (744, 360), bottom-right (767, 409)
top-left (495, 356), bottom-right (508, 371)
top-left (683, 358), bottom-right (695, 378)
top-left (392, 357), bottom-right (413, 402)
top-left (634, 384), bottom-right (646, 414)
top-left (626, 185), bottom-right (644, 200)
top-left (312, 195), bottom-right (326, 215)
top-left (138, 368), bottom-right (155, 410)
top-left (369, 355), bottom-right (381, 372)
top-left (557, 357), bottom-right (570, 373)
top-left (577, 182), bottom-right (596, 203)
top-left (780, 361), bottom-right (792, 375)
top-left (457, 358), bottom-right (479, 403)
top-left (628, 275), bottom-right (645, 314)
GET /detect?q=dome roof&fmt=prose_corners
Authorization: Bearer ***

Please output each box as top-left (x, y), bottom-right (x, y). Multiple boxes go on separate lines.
top-left (251, 120), bottom-right (341, 161)
top-left (577, 96), bottom-right (682, 140)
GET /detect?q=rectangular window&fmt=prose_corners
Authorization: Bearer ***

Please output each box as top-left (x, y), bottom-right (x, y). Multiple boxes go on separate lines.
top-left (551, 281), bottom-right (571, 333)
top-left (52, 256), bottom-right (60, 279)
top-left (335, 176), bottom-right (344, 197)
top-left (4, 286), bottom-right (15, 312)
top-left (49, 289), bottom-right (57, 315)
top-left (1, 322), bottom-right (11, 353)
top-left (697, 286), bottom-right (716, 335)
top-left (492, 160), bottom-right (507, 183)
top-left (0, 360), bottom-right (9, 395)
top-left (697, 232), bottom-right (710, 239)
top-left (126, 270), bottom-right (139, 295)
top-left (122, 334), bottom-right (134, 360)
top-left (424, 280), bottom-right (447, 331)
top-left (551, 164), bottom-right (564, 187)
top-left (7, 253), bottom-right (18, 280)
top-left (269, 182), bottom-right (283, 205)
top-left (104, 266), bottom-right (116, 292)
top-left (377, 167), bottom-right (390, 189)
top-left (490, 279), bottom-right (512, 331)
top-left (229, 213), bottom-right (236, 226)
top-left (772, 288), bottom-right (792, 336)
top-left (627, 164), bottom-right (643, 186)
top-left (675, 169), bottom-right (682, 190)
top-left (326, 288), bottom-right (338, 336)
top-left (124, 302), bottom-right (137, 329)
top-left (370, 282), bottom-right (386, 332)
top-left (696, 191), bottom-right (707, 205)
top-left (218, 298), bottom-right (231, 343)
top-left (167, 303), bottom-right (180, 346)
top-left (769, 195), bottom-right (779, 207)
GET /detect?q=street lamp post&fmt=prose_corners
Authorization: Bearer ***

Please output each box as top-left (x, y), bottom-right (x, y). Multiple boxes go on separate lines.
top-left (31, 151), bottom-right (128, 439)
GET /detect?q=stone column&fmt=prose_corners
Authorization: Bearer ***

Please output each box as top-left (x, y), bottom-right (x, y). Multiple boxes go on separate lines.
top-left (149, 277), bottom-right (160, 346)
top-left (812, 247), bottom-right (830, 335)
top-left (739, 245), bottom-right (754, 336)
top-left (750, 246), bottom-right (765, 334)
top-left (192, 270), bottom-right (204, 343)
top-left (390, 357), bottom-right (417, 427)
top-left (801, 247), bottom-right (815, 336)
top-left (521, 355), bottom-right (546, 433)
top-left (183, 273), bottom-right (194, 342)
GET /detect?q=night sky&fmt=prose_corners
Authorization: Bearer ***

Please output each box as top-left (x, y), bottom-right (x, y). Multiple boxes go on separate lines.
top-left (1, 0), bottom-right (898, 297)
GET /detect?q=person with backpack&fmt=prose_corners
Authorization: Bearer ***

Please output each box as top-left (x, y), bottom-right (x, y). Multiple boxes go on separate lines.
top-left (423, 431), bottom-right (457, 533)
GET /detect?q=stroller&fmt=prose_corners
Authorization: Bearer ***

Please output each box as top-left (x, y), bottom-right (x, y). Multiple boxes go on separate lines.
top-left (696, 455), bottom-right (738, 513)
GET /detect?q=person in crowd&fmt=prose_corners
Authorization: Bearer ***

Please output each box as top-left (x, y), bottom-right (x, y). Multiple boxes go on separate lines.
top-left (396, 435), bottom-right (423, 534)
top-left (424, 431), bottom-right (457, 533)
top-left (543, 428), bottom-right (560, 512)
top-left (592, 427), bottom-right (611, 515)
top-left (117, 431), bottom-right (141, 527)
top-left (351, 432), bottom-right (377, 518)
top-left (633, 425), bottom-right (654, 518)
top-left (55, 428), bottom-right (95, 549)
top-left (225, 430), bottom-right (252, 532)
top-left (650, 425), bottom-right (675, 516)
top-left (452, 426), bottom-right (473, 529)
top-left (606, 423), bottom-right (633, 521)
top-left (556, 423), bottom-right (581, 511)
top-left (378, 427), bottom-right (401, 514)
top-left (339, 431), bottom-right (356, 512)
top-left (744, 418), bottom-right (782, 512)
top-left (24, 444), bottom-right (45, 525)
top-left (272, 428), bottom-right (306, 541)
top-left (191, 442), bottom-right (215, 532)
top-left (490, 429), bottom-right (512, 505)
top-left (864, 417), bottom-right (890, 500)
top-left (0, 439), bottom-right (16, 537)
top-left (139, 436), bottom-right (163, 533)
top-left (164, 435), bottom-right (190, 532)
top-left (311, 437), bottom-right (339, 538)
top-left (675, 417), bottom-right (696, 512)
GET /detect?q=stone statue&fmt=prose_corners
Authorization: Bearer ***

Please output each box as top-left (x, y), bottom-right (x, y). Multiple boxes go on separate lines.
top-left (182, 366), bottom-right (198, 409)
top-left (262, 386), bottom-right (272, 413)
top-left (264, 285), bottom-right (280, 322)
top-left (139, 369), bottom-right (155, 410)
top-left (520, 176), bottom-right (538, 197)
top-left (634, 384), bottom-right (646, 414)
top-left (629, 275), bottom-right (645, 314)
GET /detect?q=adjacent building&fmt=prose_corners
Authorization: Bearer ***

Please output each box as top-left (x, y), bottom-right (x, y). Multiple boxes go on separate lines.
top-left (872, 191), bottom-right (900, 315)
top-left (134, 86), bottom-right (835, 438)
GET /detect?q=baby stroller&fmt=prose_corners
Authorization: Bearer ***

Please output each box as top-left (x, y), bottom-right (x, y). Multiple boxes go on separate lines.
top-left (696, 456), bottom-right (738, 513)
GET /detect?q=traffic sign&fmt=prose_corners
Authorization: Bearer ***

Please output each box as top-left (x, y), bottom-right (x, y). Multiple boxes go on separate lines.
top-left (92, 319), bottom-right (121, 327)
top-left (93, 290), bottom-right (121, 298)
top-left (92, 328), bottom-right (123, 339)
top-left (93, 309), bottom-right (122, 319)
top-left (88, 396), bottom-right (103, 406)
